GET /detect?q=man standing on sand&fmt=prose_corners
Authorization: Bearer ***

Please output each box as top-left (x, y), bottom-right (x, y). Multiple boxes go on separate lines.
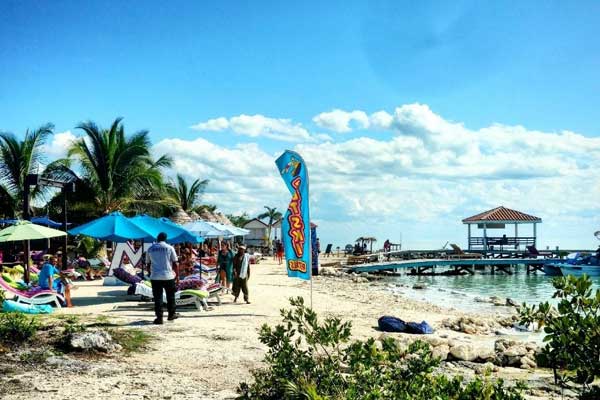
top-left (146, 232), bottom-right (179, 325)
top-left (232, 245), bottom-right (251, 304)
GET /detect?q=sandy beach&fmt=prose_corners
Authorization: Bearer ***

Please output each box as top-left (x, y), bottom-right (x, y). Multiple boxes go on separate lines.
top-left (1, 258), bottom-right (567, 400)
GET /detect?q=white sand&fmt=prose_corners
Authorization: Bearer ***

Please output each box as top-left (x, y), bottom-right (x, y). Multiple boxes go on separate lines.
top-left (1, 258), bottom-right (563, 399)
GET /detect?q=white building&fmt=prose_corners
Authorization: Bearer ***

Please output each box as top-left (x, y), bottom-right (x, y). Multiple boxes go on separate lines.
top-left (243, 218), bottom-right (282, 247)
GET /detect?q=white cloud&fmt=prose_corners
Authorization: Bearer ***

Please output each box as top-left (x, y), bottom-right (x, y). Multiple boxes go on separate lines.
top-left (43, 130), bottom-right (77, 160)
top-left (369, 110), bottom-right (393, 129)
top-left (190, 117), bottom-right (229, 131)
top-left (313, 109), bottom-right (370, 132)
top-left (190, 114), bottom-right (315, 142)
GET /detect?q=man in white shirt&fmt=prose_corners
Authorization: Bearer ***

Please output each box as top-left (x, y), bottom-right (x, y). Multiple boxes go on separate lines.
top-left (145, 232), bottom-right (179, 324)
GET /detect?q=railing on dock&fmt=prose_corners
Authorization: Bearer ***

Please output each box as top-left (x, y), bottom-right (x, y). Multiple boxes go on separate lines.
top-left (468, 236), bottom-right (536, 249)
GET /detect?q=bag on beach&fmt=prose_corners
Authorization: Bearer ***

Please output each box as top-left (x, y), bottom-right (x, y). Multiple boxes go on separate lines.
top-left (378, 316), bottom-right (434, 334)
top-left (378, 316), bottom-right (407, 333)
top-left (405, 321), bottom-right (434, 335)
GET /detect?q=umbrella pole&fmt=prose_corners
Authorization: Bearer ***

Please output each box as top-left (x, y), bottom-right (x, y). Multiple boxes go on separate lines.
top-left (140, 239), bottom-right (145, 279)
top-left (24, 240), bottom-right (30, 284)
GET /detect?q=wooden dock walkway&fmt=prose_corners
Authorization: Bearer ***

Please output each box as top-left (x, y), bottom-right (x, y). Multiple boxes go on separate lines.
top-left (349, 257), bottom-right (554, 275)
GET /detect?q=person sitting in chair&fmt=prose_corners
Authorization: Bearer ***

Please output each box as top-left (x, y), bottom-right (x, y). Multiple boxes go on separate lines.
top-left (39, 256), bottom-right (73, 307)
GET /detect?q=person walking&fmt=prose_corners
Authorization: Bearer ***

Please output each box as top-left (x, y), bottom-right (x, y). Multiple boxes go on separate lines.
top-left (232, 245), bottom-right (251, 304)
top-left (276, 240), bottom-right (284, 265)
top-left (146, 232), bottom-right (179, 325)
top-left (217, 242), bottom-right (234, 293)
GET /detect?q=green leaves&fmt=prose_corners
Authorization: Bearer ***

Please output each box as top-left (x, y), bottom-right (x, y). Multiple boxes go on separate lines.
top-left (69, 118), bottom-right (172, 214)
top-left (165, 173), bottom-right (209, 212)
top-left (519, 274), bottom-right (600, 396)
top-left (0, 313), bottom-right (40, 345)
top-left (0, 123), bottom-right (54, 217)
top-left (239, 297), bottom-right (525, 400)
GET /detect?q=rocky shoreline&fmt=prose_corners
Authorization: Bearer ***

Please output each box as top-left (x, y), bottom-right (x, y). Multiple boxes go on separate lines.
top-left (318, 265), bottom-right (576, 399)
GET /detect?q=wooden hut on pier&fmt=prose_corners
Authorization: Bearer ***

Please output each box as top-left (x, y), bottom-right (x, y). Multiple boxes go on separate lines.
top-left (462, 206), bottom-right (541, 252)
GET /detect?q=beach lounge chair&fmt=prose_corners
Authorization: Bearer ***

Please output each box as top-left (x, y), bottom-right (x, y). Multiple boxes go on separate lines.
top-left (324, 244), bottom-right (333, 257)
top-left (133, 283), bottom-right (214, 311)
top-left (446, 244), bottom-right (483, 259)
top-left (175, 280), bottom-right (222, 304)
top-left (0, 275), bottom-right (64, 308)
top-left (526, 245), bottom-right (553, 259)
top-left (112, 267), bottom-right (143, 295)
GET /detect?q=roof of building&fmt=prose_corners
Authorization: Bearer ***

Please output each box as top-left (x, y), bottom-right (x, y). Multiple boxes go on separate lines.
top-left (243, 218), bottom-right (268, 228)
top-left (462, 206), bottom-right (542, 223)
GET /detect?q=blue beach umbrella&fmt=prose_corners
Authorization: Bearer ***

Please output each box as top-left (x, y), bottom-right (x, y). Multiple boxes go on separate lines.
top-left (68, 211), bottom-right (152, 242)
top-left (31, 216), bottom-right (68, 228)
top-left (206, 221), bottom-right (249, 237)
top-left (130, 215), bottom-right (203, 244)
top-left (183, 220), bottom-right (228, 238)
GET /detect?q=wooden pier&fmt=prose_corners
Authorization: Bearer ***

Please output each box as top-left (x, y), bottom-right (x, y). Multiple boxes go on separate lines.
top-left (349, 257), bottom-right (554, 275)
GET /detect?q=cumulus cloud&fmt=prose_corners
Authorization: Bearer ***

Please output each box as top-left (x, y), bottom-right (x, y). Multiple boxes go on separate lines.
top-left (154, 137), bottom-right (286, 215)
top-left (190, 114), bottom-right (315, 142)
top-left (190, 117), bottom-right (229, 131)
top-left (43, 130), bottom-right (77, 160)
top-left (312, 109), bottom-right (370, 132)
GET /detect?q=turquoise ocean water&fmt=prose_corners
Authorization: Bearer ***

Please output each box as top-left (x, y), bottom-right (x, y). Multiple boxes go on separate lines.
top-left (385, 266), bottom-right (600, 314)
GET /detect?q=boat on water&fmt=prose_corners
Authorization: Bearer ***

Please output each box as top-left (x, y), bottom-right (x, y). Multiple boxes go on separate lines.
top-left (543, 264), bottom-right (563, 276)
top-left (545, 252), bottom-right (600, 277)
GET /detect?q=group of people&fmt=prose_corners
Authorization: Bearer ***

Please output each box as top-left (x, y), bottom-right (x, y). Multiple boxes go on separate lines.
top-left (216, 243), bottom-right (251, 303)
top-left (145, 233), bottom-right (252, 325)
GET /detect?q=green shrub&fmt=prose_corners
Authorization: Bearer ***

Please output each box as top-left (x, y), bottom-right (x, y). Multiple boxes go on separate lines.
top-left (0, 313), bottom-right (40, 344)
top-left (109, 328), bottom-right (153, 353)
top-left (520, 274), bottom-right (600, 397)
top-left (238, 297), bottom-right (525, 400)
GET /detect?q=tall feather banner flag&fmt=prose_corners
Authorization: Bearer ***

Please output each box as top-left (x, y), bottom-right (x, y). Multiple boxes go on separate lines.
top-left (275, 150), bottom-right (311, 280)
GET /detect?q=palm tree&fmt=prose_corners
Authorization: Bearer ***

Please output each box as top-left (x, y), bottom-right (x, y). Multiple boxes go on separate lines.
top-left (258, 206), bottom-right (283, 245)
top-left (68, 118), bottom-right (172, 214)
top-left (227, 212), bottom-right (250, 228)
top-left (166, 174), bottom-right (209, 213)
top-left (0, 123), bottom-right (54, 217)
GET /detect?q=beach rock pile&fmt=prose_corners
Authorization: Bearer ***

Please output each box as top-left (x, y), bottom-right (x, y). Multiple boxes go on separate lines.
top-left (381, 333), bottom-right (539, 370)
top-left (68, 330), bottom-right (122, 353)
top-left (319, 267), bottom-right (344, 277)
top-left (494, 339), bottom-right (539, 369)
top-left (474, 296), bottom-right (520, 308)
top-left (441, 315), bottom-right (519, 335)
top-left (352, 275), bottom-right (369, 283)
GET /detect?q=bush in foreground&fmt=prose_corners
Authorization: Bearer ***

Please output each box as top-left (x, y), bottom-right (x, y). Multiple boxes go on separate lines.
top-left (0, 313), bottom-right (40, 345)
top-left (238, 297), bottom-right (525, 400)
top-left (520, 274), bottom-right (600, 398)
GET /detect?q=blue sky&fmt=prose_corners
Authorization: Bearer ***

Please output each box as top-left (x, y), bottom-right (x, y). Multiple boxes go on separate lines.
top-left (1, 1), bottom-right (600, 249)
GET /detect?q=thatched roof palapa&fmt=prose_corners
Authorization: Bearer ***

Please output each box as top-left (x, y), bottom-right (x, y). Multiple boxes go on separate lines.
top-left (171, 208), bottom-right (192, 225)
top-left (215, 212), bottom-right (233, 226)
top-left (200, 210), bottom-right (218, 222)
top-left (356, 236), bottom-right (377, 243)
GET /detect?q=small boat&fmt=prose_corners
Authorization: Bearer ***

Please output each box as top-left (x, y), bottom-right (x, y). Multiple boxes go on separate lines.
top-left (557, 264), bottom-right (600, 277)
top-left (543, 264), bottom-right (563, 276)
top-left (545, 252), bottom-right (600, 277)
